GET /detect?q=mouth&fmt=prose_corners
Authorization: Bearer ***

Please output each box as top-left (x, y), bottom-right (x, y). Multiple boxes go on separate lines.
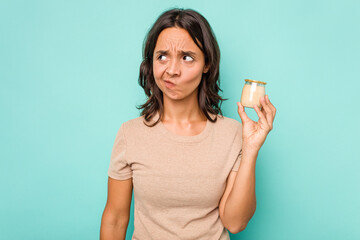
top-left (164, 80), bottom-right (175, 88)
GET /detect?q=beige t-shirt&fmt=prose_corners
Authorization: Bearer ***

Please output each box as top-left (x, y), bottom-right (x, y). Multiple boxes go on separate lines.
top-left (108, 112), bottom-right (243, 240)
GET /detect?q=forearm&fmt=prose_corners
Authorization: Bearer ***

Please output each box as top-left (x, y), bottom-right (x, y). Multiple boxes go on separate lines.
top-left (223, 147), bottom-right (258, 232)
top-left (100, 212), bottom-right (129, 240)
top-left (100, 225), bottom-right (127, 240)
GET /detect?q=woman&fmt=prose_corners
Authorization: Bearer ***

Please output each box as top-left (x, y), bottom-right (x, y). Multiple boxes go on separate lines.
top-left (100, 8), bottom-right (276, 240)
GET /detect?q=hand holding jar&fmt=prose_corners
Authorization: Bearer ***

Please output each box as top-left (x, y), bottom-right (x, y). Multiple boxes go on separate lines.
top-left (237, 79), bottom-right (277, 153)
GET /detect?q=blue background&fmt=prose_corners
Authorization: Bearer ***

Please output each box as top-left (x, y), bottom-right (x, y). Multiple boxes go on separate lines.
top-left (1, 0), bottom-right (359, 239)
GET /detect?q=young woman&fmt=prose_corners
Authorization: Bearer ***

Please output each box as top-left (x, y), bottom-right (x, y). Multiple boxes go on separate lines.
top-left (100, 8), bottom-right (276, 240)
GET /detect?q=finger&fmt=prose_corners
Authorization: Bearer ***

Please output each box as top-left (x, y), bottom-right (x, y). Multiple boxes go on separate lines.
top-left (260, 105), bottom-right (270, 125)
top-left (237, 102), bottom-right (251, 123)
top-left (265, 95), bottom-right (276, 118)
top-left (264, 95), bottom-right (276, 130)
top-left (265, 95), bottom-right (275, 113)
top-left (260, 96), bottom-right (274, 129)
top-left (254, 103), bottom-right (271, 131)
top-left (253, 103), bottom-right (266, 120)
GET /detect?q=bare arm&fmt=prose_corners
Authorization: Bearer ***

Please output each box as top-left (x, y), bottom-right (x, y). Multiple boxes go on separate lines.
top-left (100, 177), bottom-right (133, 240)
top-left (220, 148), bottom-right (258, 233)
top-left (220, 95), bottom-right (276, 233)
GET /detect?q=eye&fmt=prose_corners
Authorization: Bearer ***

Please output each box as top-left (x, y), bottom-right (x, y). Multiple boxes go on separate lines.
top-left (183, 55), bottom-right (194, 61)
top-left (157, 55), bottom-right (167, 61)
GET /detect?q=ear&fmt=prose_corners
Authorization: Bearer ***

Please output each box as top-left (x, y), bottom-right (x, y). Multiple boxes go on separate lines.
top-left (203, 65), bottom-right (210, 74)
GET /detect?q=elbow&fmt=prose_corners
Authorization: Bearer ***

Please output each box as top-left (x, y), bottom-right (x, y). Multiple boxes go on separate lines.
top-left (224, 204), bottom-right (256, 234)
top-left (227, 222), bottom-right (248, 234)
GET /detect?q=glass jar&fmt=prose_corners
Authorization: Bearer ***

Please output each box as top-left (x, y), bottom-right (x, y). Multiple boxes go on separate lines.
top-left (240, 79), bottom-right (267, 108)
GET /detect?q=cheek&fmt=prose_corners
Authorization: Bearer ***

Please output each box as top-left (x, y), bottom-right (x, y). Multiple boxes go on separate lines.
top-left (153, 63), bottom-right (165, 91)
top-left (182, 65), bottom-right (204, 83)
top-left (153, 62), bottom-right (165, 80)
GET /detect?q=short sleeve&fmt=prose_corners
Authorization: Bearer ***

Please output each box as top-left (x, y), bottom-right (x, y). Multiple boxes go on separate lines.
top-left (108, 123), bottom-right (132, 180)
top-left (231, 124), bottom-right (243, 172)
top-left (231, 149), bottom-right (242, 171)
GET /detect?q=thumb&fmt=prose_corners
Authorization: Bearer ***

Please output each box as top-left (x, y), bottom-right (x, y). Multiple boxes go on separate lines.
top-left (237, 102), bottom-right (251, 123)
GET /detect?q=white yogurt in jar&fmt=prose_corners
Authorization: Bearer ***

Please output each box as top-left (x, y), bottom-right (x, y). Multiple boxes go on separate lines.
top-left (240, 79), bottom-right (267, 108)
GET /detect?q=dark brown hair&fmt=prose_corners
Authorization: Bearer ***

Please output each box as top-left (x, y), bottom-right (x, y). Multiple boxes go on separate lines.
top-left (136, 8), bottom-right (228, 126)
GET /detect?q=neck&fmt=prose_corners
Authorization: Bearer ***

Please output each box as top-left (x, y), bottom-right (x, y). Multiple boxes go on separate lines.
top-left (161, 90), bottom-right (206, 124)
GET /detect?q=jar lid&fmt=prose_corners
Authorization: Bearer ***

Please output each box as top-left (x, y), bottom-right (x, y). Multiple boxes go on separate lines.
top-left (245, 79), bottom-right (267, 85)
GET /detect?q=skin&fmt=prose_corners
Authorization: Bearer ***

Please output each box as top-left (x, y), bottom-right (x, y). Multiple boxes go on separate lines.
top-left (219, 97), bottom-right (276, 233)
top-left (152, 27), bottom-right (209, 136)
top-left (100, 26), bottom-right (277, 239)
top-left (152, 26), bottom-right (277, 233)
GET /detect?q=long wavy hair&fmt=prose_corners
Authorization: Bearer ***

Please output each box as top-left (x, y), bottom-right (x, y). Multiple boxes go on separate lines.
top-left (136, 8), bottom-right (228, 127)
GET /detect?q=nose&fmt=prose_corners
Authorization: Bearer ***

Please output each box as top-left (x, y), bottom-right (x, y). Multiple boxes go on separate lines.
top-left (166, 58), bottom-right (180, 76)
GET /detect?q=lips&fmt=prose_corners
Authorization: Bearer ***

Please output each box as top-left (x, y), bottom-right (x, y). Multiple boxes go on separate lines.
top-left (164, 80), bottom-right (175, 88)
top-left (164, 80), bottom-right (175, 84)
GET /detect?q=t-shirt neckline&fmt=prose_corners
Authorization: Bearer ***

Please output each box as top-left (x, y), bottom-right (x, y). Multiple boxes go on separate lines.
top-left (153, 112), bottom-right (214, 143)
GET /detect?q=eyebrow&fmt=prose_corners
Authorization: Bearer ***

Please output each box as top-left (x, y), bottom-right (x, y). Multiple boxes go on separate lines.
top-left (155, 50), bottom-right (197, 56)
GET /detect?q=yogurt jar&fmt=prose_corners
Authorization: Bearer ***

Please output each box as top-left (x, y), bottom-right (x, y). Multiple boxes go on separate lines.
top-left (240, 79), bottom-right (267, 108)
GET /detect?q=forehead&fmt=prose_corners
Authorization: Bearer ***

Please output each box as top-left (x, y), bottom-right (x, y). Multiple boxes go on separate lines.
top-left (155, 27), bottom-right (201, 51)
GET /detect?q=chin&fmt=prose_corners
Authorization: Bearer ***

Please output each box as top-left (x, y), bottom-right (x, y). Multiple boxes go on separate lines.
top-left (166, 91), bottom-right (196, 102)
top-left (164, 93), bottom-right (183, 101)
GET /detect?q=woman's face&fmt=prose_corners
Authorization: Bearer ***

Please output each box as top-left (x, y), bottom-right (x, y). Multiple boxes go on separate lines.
top-left (153, 27), bottom-right (208, 101)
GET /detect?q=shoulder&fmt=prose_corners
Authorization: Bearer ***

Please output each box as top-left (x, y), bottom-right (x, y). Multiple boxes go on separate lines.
top-left (120, 115), bottom-right (147, 132)
top-left (123, 115), bottom-right (145, 126)
top-left (211, 114), bottom-right (242, 144)
top-left (119, 114), bottom-right (160, 137)
top-left (213, 114), bottom-right (242, 131)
